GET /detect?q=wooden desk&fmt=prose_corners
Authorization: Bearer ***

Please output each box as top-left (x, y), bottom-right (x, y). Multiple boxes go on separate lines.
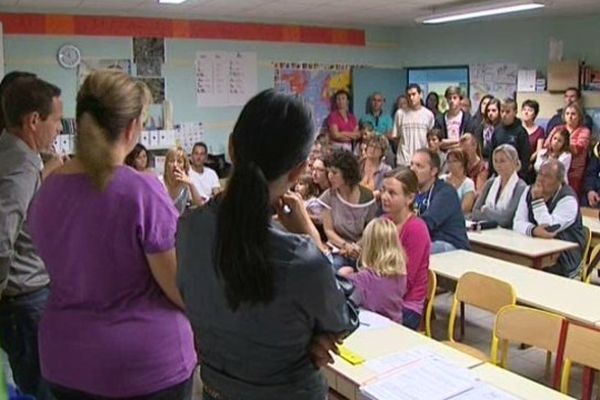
top-left (325, 323), bottom-right (484, 400)
top-left (582, 208), bottom-right (600, 247)
top-left (467, 227), bottom-right (578, 269)
top-left (471, 363), bottom-right (575, 399)
top-left (431, 250), bottom-right (600, 326)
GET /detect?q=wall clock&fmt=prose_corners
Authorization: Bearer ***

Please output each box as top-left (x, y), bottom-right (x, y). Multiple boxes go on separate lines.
top-left (57, 44), bottom-right (81, 69)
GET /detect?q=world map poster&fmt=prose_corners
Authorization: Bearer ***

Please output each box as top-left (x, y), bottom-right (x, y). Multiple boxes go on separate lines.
top-left (274, 64), bottom-right (351, 133)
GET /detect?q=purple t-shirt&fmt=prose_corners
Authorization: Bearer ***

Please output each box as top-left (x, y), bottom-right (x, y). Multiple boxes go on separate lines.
top-left (28, 166), bottom-right (196, 397)
top-left (349, 269), bottom-right (406, 324)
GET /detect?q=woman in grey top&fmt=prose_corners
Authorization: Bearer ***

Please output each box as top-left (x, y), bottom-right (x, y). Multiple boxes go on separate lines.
top-left (471, 144), bottom-right (527, 228)
top-left (176, 90), bottom-right (358, 400)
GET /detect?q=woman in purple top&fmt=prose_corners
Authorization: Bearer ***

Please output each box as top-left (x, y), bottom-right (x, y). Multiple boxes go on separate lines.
top-left (327, 89), bottom-right (360, 151)
top-left (28, 70), bottom-right (197, 399)
top-left (339, 218), bottom-right (407, 324)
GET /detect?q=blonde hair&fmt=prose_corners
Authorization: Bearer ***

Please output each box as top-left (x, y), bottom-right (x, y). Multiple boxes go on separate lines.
top-left (164, 146), bottom-right (190, 188)
top-left (76, 70), bottom-right (151, 190)
top-left (360, 218), bottom-right (407, 277)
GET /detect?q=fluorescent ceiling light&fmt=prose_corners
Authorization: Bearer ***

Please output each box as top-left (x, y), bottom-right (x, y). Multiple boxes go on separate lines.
top-left (417, 1), bottom-right (545, 24)
top-left (158, 0), bottom-right (188, 4)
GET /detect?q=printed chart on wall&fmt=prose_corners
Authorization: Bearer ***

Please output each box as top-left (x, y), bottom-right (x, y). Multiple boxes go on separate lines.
top-left (274, 63), bottom-right (351, 132)
top-left (195, 51), bottom-right (257, 107)
top-left (469, 63), bottom-right (518, 108)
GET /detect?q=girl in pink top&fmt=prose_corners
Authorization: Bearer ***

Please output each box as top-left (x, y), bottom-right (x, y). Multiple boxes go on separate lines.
top-left (381, 167), bottom-right (431, 330)
top-left (546, 103), bottom-right (591, 198)
top-left (327, 90), bottom-right (359, 151)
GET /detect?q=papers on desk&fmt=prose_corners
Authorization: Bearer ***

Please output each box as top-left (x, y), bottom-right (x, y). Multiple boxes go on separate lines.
top-left (358, 310), bottom-right (395, 332)
top-left (360, 349), bottom-right (520, 400)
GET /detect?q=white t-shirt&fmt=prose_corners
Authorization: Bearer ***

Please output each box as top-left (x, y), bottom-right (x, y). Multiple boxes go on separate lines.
top-left (189, 167), bottom-right (220, 200)
top-left (440, 174), bottom-right (475, 201)
top-left (393, 107), bottom-right (435, 165)
top-left (445, 111), bottom-right (463, 141)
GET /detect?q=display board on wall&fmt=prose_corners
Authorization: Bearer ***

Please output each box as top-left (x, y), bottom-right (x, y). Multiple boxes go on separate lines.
top-left (274, 63), bottom-right (352, 132)
top-left (195, 51), bottom-right (257, 107)
top-left (470, 63), bottom-right (518, 110)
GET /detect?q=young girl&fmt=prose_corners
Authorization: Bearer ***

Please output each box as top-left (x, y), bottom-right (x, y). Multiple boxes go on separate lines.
top-left (338, 218), bottom-right (407, 324)
top-left (534, 129), bottom-right (572, 183)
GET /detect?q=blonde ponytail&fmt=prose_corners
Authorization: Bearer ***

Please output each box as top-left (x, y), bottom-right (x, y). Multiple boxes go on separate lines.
top-left (75, 113), bottom-right (118, 190)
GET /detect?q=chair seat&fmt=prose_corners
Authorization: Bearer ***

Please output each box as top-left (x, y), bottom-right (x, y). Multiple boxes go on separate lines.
top-left (443, 340), bottom-right (490, 362)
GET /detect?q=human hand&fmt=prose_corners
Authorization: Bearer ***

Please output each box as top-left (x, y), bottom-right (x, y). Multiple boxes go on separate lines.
top-left (174, 167), bottom-right (192, 185)
top-left (588, 191), bottom-right (600, 207)
top-left (309, 333), bottom-right (343, 368)
top-left (532, 225), bottom-right (557, 239)
top-left (276, 190), bottom-right (312, 235)
top-left (530, 183), bottom-right (544, 200)
top-left (337, 266), bottom-right (354, 277)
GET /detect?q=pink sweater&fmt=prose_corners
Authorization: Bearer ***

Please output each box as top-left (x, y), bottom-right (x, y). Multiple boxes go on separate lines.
top-left (398, 215), bottom-right (431, 315)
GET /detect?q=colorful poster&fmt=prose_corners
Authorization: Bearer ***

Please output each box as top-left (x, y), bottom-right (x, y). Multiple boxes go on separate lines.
top-left (274, 64), bottom-right (351, 132)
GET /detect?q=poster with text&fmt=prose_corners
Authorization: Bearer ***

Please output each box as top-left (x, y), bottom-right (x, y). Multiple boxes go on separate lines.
top-left (195, 51), bottom-right (257, 107)
top-left (469, 63), bottom-right (518, 110)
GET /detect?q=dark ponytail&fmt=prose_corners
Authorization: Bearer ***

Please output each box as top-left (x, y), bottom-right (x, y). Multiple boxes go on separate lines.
top-left (216, 89), bottom-right (314, 310)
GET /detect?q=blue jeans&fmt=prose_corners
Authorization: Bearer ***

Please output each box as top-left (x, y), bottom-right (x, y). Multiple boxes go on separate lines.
top-left (0, 286), bottom-right (52, 400)
top-left (332, 254), bottom-right (357, 271)
top-left (402, 308), bottom-right (422, 330)
top-left (430, 240), bottom-right (457, 254)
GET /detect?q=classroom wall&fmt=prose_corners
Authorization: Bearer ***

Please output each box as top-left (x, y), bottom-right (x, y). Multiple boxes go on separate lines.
top-left (3, 12), bottom-right (600, 151)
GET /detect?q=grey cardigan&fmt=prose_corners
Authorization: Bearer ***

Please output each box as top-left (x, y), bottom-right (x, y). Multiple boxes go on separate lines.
top-left (471, 177), bottom-right (527, 228)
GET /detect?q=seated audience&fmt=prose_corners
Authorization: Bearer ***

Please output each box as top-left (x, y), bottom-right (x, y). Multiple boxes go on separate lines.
top-left (28, 70), bottom-right (197, 399)
top-left (490, 98), bottom-right (531, 180)
top-left (338, 218), bottom-right (407, 324)
top-left (381, 167), bottom-right (431, 330)
top-left (163, 146), bottom-right (204, 214)
top-left (189, 141), bottom-right (221, 200)
top-left (584, 142), bottom-right (600, 207)
top-left (471, 144), bottom-right (527, 228)
top-left (474, 97), bottom-right (501, 160)
top-left (125, 143), bottom-right (153, 173)
top-left (327, 89), bottom-right (359, 151)
top-left (513, 160), bottom-right (585, 278)
top-left (177, 89), bottom-right (358, 400)
top-left (311, 157), bottom-right (330, 195)
top-left (546, 87), bottom-right (594, 135)
top-left (360, 135), bottom-right (392, 194)
top-left (410, 148), bottom-right (470, 253)
top-left (441, 148), bottom-right (475, 214)
top-left (534, 128), bottom-right (572, 183)
top-left (545, 103), bottom-right (591, 199)
top-left (319, 150), bottom-right (378, 269)
top-left (426, 128), bottom-right (447, 173)
top-left (435, 86), bottom-right (471, 150)
top-left (460, 133), bottom-right (489, 196)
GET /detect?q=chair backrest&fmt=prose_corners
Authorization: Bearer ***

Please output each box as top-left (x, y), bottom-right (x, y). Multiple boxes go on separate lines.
top-left (455, 272), bottom-right (516, 314)
top-left (424, 269), bottom-right (437, 337)
top-left (494, 305), bottom-right (564, 353)
top-left (562, 322), bottom-right (600, 371)
top-left (585, 243), bottom-right (600, 284)
top-left (580, 225), bottom-right (592, 278)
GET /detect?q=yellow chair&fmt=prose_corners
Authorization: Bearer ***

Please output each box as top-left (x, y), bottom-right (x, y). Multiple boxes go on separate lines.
top-left (559, 322), bottom-right (600, 399)
top-left (445, 272), bottom-right (516, 361)
top-left (579, 226), bottom-right (592, 281)
top-left (424, 269), bottom-right (437, 338)
top-left (585, 243), bottom-right (600, 284)
top-left (491, 305), bottom-right (565, 380)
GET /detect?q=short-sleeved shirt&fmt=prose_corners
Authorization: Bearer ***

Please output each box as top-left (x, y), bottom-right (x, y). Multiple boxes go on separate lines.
top-left (445, 111), bottom-right (463, 141)
top-left (328, 110), bottom-right (358, 150)
top-left (28, 166), bottom-right (197, 397)
top-left (360, 113), bottom-right (393, 136)
top-left (440, 174), bottom-right (475, 201)
top-left (318, 187), bottom-right (378, 243)
top-left (190, 166), bottom-right (220, 200)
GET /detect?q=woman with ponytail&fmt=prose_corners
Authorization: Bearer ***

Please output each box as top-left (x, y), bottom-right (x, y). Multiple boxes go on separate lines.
top-left (177, 89), bottom-right (358, 400)
top-left (28, 70), bottom-right (196, 399)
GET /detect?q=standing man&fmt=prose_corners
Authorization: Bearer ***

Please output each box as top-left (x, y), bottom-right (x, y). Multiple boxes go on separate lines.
top-left (392, 84), bottom-right (435, 166)
top-left (513, 160), bottom-right (584, 278)
top-left (435, 86), bottom-right (471, 150)
top-left (189, 141), bottom-right (221, 200)
top-left (360, 92), bottom-right (393, 138)
top-left (0, 76), bottom-right (63, 399)
top-left (546, 87), bottom-right (594, 135)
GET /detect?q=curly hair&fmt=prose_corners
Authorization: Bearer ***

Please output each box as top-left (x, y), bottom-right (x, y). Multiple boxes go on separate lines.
top-left (327, 149), bottom-right (361, 187)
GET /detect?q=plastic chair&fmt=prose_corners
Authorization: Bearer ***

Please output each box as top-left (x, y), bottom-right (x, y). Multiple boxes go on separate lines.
top-left (444, 272), bottom-right (516, 361)
top-left (559, 322), bottom-right (600, 399)
top-left (424, 269), bottom-right (437, 338)
top-left (491, 305), bottom-right (566, 383)
top-left (585, 243), bottom-right (600, 284)
top-left (579, 226), bottom-right (592, 281)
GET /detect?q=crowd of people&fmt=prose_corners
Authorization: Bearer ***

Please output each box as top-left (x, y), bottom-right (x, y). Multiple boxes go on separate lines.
top-left (0, 68), bottom-right (598, 399)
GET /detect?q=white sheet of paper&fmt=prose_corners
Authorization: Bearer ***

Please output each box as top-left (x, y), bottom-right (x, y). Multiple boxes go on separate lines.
top-left (449, 383), bottom-right (520, 400)
top-left (358, 310), bottom-right (394, 332)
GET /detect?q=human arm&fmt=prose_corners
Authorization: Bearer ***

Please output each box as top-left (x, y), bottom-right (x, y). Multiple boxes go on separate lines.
top-left (474, 164), bottom-right (489, 196)
top-left (460, 179), bottom-right (476, 214)
top-left (175, 167), bottom-right (205, 207)
top-left (470, 178), bottom-right (493, 221)
top-left (530, 190), bottom-right (578, 233)
top-left (276, 190), bottom-right (328, 253)
top-left (146, 250), bottom-right (185, 309)
top-left (512, 187), bottom-right (535, 236)
top-left (421, 184), bottom-right (459, 232)
top-left (560, 153), bottom-right (572, 181)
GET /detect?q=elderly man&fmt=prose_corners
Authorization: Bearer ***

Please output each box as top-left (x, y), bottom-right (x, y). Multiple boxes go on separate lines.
top-left (513, 159), bottom-right (585, 278)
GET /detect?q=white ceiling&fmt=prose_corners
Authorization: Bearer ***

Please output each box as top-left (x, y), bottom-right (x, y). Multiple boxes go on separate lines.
top-left (0, 0), bottom-right (599, 27)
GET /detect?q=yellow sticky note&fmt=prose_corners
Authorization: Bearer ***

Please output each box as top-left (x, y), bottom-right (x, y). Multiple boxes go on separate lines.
top-left (338, 345), bottom-right (365, 365)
